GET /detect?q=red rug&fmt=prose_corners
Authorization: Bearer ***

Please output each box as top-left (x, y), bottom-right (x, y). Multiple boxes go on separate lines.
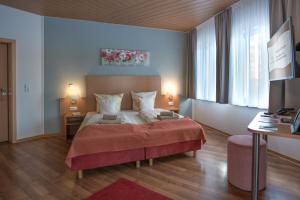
top-left (86, 178), bottom-right (172, 200)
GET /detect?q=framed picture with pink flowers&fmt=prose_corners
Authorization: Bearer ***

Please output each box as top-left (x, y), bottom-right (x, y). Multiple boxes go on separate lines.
top-left (100, 49), bottom-right (150, 66)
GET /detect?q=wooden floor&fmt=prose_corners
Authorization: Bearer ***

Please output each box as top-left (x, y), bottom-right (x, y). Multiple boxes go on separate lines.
top-left (1, 126), bottom-right (300, 200)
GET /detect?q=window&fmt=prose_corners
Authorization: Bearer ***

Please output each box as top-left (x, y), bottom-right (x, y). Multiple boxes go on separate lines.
top-left (229, 0), bottom-right (270, 108)
top-left (195, 17), bottom-right (216, 101)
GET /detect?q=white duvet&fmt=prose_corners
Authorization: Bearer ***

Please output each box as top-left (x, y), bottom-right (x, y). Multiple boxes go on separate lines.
top-left (79, 108), bottom-right (183, 131)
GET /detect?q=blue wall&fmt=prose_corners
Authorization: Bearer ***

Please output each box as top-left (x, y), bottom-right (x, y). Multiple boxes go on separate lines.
top-left (0, 5), bottom-right (44, 139)
top-left (44, 17), bottom-right (189, 133)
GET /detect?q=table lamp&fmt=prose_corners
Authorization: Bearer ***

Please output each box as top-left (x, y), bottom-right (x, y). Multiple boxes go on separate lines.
top-left (163, 83), bottom-right (177, 106)
top-left (66, 83), bottom-right (80, 112)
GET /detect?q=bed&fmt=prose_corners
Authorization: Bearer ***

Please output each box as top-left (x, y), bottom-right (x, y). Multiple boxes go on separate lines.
top-left (65, 75), bottom-right (206, 179)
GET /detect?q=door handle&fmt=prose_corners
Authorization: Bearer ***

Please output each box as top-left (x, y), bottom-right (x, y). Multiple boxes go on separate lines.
top-left (0, 88), bottom-right (7, 96)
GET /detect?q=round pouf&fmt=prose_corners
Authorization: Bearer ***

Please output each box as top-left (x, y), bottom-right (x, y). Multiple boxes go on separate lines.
top-left (227, 135), bottom-right (267, 191)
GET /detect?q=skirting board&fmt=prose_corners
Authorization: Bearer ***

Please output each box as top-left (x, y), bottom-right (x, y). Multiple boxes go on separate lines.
top-left (197, 120), bottom-right (300, 166)
top-left (15, 133), bottom-right (61, 143)
top-left (268, 149), bottom-right (300, 167)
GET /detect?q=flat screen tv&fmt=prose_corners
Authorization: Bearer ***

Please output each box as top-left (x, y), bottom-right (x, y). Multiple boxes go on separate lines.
top-left (267, 17), bottom-right (299, 81)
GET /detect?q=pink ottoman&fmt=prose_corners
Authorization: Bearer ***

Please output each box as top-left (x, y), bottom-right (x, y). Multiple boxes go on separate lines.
top-left (227, 135), bottom-right (266, 191)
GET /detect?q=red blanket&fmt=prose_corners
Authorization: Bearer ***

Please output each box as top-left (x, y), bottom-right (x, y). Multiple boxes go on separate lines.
top-left (144, 118), bottom-right (206, 147)
top-left (66, 118), bottom-right (206, 167)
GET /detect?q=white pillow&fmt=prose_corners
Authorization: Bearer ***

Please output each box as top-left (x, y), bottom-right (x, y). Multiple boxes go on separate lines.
top-left (139, 96), bottom-right (155, 111)
top-left (94, 93), bottom-right (124, 114)
top-left (139, 110), bottom-right (158, 123)
top-left (131, 91), bottom-right (156, 111)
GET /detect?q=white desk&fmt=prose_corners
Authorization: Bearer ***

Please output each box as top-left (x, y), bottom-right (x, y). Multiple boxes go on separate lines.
top-left (248, 112), bottom-right (300, 200)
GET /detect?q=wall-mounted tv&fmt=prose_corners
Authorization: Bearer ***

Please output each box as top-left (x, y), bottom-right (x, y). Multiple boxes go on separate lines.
top-left (267, 17), bottom-right (299, 81)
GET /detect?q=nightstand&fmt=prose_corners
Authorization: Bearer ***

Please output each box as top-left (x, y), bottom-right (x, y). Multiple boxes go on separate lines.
top-left (64, 113), bottom-right (85, 140)
top-left (164, 106), bottom-right (179, 114)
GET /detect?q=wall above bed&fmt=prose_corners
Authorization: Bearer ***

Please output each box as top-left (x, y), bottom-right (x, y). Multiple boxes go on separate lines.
top-left (44, 17), bottom-right (188, 134)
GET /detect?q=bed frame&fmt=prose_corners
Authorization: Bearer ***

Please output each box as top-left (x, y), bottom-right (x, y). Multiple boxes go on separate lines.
top-left (71, 75), bottom-right (200, 179)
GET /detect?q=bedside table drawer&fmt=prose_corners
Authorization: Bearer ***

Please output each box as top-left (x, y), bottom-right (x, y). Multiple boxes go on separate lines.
top-left (64, 113), bottom-right (86, 140)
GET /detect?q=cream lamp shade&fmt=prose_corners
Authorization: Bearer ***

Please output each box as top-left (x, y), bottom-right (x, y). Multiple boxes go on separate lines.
top-left (162, 83), bottom-right (177, 106)
top-left (66, 83), bottom-right (80, 103)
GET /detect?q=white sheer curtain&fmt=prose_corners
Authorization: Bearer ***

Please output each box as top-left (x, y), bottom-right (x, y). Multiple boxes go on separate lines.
top-left (229, 0), bottom-right (270, 108)
top-left (196, 18), bottom-right (216, 101)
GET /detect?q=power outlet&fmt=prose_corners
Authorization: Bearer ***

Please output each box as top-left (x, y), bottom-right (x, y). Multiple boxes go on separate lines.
top-left (69, 106), bottom-right (78, 111)
top-left (168, 101), bottom-right (174, 106)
